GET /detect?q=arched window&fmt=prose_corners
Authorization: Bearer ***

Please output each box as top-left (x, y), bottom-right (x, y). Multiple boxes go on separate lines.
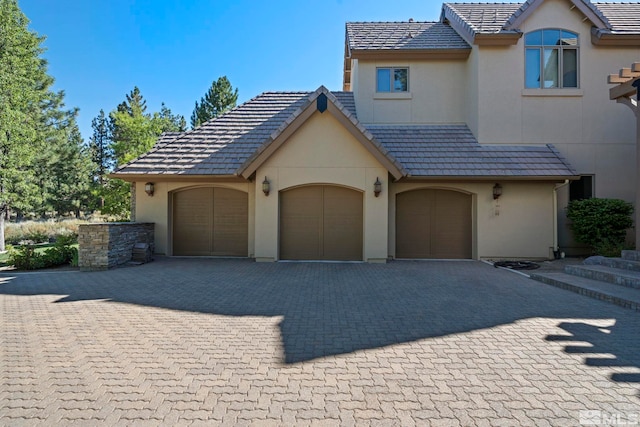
top-left (525, 29), bottom-right (578, 89)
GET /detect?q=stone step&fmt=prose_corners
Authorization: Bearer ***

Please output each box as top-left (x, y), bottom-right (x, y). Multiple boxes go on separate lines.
top-left (564, 264), bottom-right (640, 289)
top-left (530, 272), bottom-right (640, 312)
top-left (584, 256), bottom-right (640, 272)
top-left (622, 250), bottom-right (640, 261)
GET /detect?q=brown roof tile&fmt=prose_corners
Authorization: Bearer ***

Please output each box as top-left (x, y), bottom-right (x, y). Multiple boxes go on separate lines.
top-left (346, 21), bottom-right (470, 51)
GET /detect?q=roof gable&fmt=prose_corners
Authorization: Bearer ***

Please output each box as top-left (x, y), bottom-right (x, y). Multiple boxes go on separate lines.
top-left (503, 0), bottom-right (609, 31)
top-left (442, 0), bottom-right (640, 45)
top-left (238, 86), bottom-right (405, 180)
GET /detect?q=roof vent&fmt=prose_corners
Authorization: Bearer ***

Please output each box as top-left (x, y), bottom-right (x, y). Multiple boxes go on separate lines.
top-left (409, 18), bottom-right (414, 22)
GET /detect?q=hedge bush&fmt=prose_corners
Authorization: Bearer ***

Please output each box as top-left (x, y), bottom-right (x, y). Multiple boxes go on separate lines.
top-left (566, 198), bottom-right (633, 257)
top-left (8, 234), bottom-right (78, 270)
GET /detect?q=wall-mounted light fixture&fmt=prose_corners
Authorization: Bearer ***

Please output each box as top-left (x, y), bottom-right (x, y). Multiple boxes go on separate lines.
top-left (144, 182), bottom-right (154, 197)
top-left (262, 176), bottom-right (270, 196)
top-left (493, 183), bottom-right (502, 200)
top-left (374, 177), bottom-right (382, 197)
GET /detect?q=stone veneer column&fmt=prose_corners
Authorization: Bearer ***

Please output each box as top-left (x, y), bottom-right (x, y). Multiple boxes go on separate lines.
top-left (78, 222), bottom-right (154, 271)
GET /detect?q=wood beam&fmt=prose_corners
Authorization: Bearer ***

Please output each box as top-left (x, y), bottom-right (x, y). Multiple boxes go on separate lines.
top-left (608, 74), bottom-right (629, 84)
top-left (609, 77), bottom-right (639, 100)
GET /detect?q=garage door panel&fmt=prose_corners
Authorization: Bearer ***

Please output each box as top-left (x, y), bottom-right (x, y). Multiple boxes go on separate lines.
top-left (396, 189), bottom-right (471, 259)
top-left (173, 187), bottom-right (248, 257)
top-left (173, 188), bottom-right (213, 256)
top-left (213, 188), bottom-right (249, 256)
top-left (280, 185), bottom-right (362, 261)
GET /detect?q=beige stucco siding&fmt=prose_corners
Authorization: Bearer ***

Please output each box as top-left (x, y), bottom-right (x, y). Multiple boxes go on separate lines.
top-left (389, 181), bottom-right (557, 260)
top-left (354, 59), bottom-right (468, 124)
top-left (473, 0), bottom-right (638, 203)
top-left (134, 181), bottom-right (254, 256)
top-left (255, 110), bottom-right (389, 262)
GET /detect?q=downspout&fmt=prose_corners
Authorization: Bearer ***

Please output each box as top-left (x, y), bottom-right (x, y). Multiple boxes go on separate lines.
top-left (553, 180), bottom-right (570, 258)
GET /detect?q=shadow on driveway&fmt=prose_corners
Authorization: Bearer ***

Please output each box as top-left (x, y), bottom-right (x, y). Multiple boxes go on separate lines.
top-left (1, 257), bottom-right (639, 383)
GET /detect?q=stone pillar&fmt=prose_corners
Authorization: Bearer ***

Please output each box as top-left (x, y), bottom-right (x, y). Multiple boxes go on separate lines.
top-left (78, 222), bottom-right (154, 271)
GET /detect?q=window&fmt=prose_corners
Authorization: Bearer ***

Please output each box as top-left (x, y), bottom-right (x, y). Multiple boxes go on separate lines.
top-left (525, 29), bottom-right (578, 89)
top-left (569, 175), bottom-right (593, 201)
top-left (376, 67), bottom-right (408, 92)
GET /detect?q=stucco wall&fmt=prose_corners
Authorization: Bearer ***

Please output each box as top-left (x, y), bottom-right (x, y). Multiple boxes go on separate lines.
top-left (349, 0), bottom-right (639, 250)
top-left (256, 110), bottom-right (389, 262)
top-left (354, 59), bottom-right (468, 124)
top-left (134, 181), bottom-right (253, 256)
top-left (389, 181), bottom-right (558, 260)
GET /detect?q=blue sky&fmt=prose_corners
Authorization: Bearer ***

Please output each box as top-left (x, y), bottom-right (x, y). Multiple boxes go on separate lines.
top-left (20, 0), bottom-right (443, 141)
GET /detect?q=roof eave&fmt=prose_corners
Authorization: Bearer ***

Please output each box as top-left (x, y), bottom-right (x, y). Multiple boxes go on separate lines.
top-left (592, 29), bottom-right (640, 46)
top-left (350, 48), bottom-right (471, 61)
top-left (108, 173), bottom-right (246, 183)
top-left (473, 32), bottom-right (523, 46)
top-left (398, 175), bottom-right (579, 182)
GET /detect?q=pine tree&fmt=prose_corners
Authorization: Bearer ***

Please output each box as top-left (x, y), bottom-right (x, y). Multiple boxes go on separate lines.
top-left (89, 109), bottom-right (114, 185)
top-left (190, 76), bottom-right (238, 128)
top-left (0, 0), bottom-right (56, 250)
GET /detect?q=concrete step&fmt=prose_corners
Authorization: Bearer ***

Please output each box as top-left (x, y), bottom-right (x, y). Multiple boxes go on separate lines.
top-left (584, 256), bottom-right (640, 273)
top-left (622, 250), bottom-right (640, 261)
top-left (564, 264), bottom-right (640, 289)
top-left (530, 272), bottom-right (640, 312)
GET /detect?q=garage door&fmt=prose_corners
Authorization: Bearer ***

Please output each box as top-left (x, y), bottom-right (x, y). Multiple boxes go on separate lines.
top-left (173, 187), bottom-right (248, 256)
top-left (396, 189), bottom-right (471, 259)
top-left (280, 185), bottom-right (363, 260)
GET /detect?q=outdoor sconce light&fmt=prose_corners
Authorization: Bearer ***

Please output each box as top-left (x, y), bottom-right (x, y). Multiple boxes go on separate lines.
top-left (493, 183), bottom-right (502, 200)
top-left (262, 176), bottom-right (270, 196)
top-left (144, 182), bottom-right (154, 197)
top-left (374, 177), bottom-right (382, 197)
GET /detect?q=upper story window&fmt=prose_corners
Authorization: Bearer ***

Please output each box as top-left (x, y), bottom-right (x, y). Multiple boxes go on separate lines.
top-left (525, 29), bottom-right (578, 89)
top-left (376, 67), bottom-right (408, 92)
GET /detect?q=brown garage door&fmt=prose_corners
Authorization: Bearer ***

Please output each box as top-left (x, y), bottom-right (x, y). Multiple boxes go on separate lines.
top-left (280, 185), bottom-right (363, 260)
top-left (173, 187), bottom-right (248, 256)
top-left (396, 189), bottom-right (471, 259)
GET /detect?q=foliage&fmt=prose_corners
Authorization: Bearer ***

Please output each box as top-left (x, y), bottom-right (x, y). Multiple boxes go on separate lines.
top-left (101, 87), bottom-right (186, 219)
top-left (0, 0), bottom-right (53, 250)
top-left (89, 109), bottom-right (114, 185)
top-left (190, 76), bottom-right (238, 128)
top-left (0, 0), bottom-right (91, 249)
top-left (566, 198), bottom-right (634, 256)
top-left (4, 219), bottom-right (84, 245)
top-left (8, 237), bottom-right (77, 270)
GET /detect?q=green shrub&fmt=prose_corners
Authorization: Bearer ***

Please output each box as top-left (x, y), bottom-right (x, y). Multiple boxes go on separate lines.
top-left (7, 238), bottom-right (78, 270)
top-left (8, 246), bottom-right (47, 270)
top-left (566, 198), bottom-right (634, 257)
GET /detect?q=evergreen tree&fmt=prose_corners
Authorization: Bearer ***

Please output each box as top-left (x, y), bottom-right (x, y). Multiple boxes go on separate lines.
top-left (89, 109), bottom-right (114, 185)
top-left (47, 115), bottom-right (93, 217)
top-left (102, 88), bottom-right (186, 219)
top-left (158, 102), bottom-right (187, 132)
top-left (190, 76), bottom-right (238, 128)
top-left (0, 0), bottom-right (55, 250)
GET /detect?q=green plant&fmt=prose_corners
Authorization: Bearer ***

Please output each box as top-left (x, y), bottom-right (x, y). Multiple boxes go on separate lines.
top-left (7, 236), bottom-right (78, 270)
top-left (8, 246), bottom-right (46, 270)
top-left (566, 198), bottom-right (634, 257)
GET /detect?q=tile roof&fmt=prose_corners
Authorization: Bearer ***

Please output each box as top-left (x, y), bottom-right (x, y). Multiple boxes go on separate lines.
top-left (594, 2), bottom-right (640, 33)
top-left (346, 21), bottom-right (470, 51)
top-left (114, 91), bottom-right (358, 177)
top-left (443, 1), bottom-right (640, 36)
top-left (114, 90), bottom-right (576, 180)
top-left (368, 125), bottom-right (577, 177)
top-left (443, 3), bottom-right (521, 33)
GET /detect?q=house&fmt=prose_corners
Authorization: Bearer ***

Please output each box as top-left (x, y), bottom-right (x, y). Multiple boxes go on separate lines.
top-left (111, 0), bottom-right (640, 262)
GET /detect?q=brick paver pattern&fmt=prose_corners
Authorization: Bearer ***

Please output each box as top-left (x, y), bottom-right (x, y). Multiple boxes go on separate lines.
top-left (1, 258), bottom-right (639, 426)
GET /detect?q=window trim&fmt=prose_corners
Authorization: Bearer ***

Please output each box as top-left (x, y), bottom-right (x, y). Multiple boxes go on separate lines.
top-left (524, 28), bottom-right (579, 90)
top-left (376, 67), bottom-right (409, 93)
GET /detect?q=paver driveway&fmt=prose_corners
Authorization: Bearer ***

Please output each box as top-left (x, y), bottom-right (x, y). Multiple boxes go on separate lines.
top-left (1, 258), bottom-right (639, 426)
